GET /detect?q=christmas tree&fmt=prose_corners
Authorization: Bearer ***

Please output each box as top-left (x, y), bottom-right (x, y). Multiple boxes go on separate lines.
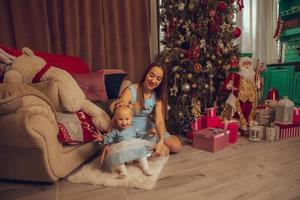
top-left (158, 0), bottom-right (243, 135)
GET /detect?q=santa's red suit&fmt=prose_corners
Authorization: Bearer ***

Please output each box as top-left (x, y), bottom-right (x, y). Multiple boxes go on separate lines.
top-left (221, 57), bottom-right (258, 129)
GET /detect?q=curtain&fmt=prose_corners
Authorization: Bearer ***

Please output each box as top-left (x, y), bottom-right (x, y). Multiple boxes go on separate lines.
top-left (237, 0), bottom-right (279, 65)
top-left (0, 0), bottom-right (152, 82)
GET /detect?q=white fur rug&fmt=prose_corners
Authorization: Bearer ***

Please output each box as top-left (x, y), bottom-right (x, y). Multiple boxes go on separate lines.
top-left (67, 156), bottom-right (169, 190)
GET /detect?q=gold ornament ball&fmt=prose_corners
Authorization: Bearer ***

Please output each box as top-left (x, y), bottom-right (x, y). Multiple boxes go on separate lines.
top-left (177, 40), bottom-right (182, 46)
top-left (218, 60), bottom-right (223, 64)
top-left (204, 84), bottom-right (209, 89)
top-left (211, 55), bottom-right (216, 60)
top-left (187, 73), bottom-right (193, 80)
top-left (181, 83), bottom-right (191, 93)
top-left (164, 58), bottom-right (170, 63)
top-left (175, 74), bottom-right (181, 79)
top-left (180, 53), bottom-right (185, 58)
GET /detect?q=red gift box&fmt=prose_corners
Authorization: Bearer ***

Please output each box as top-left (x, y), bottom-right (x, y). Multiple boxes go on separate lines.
top-left (193, 128), bottom-right (229, 153)
top-left (206, 107), bottom-right (217, 117)
top-left (293, 108), bottom-right (300, 123)
top-left (202, 116), bottom-right (221, 128)
top-left (218, 120), bottom-right (240, 144)
top-left (186, 117), bottom-right (203, 140)
top-left (275, 121), bottom-right (300, 140)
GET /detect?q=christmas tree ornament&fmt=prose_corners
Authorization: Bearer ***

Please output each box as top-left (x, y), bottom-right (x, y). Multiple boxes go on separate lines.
top-left (192, 83), bottom-right (198, 89)
top-left (237, 0), bottom-right (244, 11)
top-left (178, 2), bottom-right (185, 11)
top-left (211, 55), bottom-right (216, 60)
top-left (233, 27), bottom-right (241, 38)
top-left (206, 60), bottom-right (213, 69)
top-left (191, 97), bottom-right (202, 118)
top-left (218, 1), bottom-right (227, 12)
top-left (164, 58), bottom-right (170, 63)
top-left (181, 82), bottom-right (191, 93)
top-left (175, 73), bottom-right (181, 79)
top-left (172, 65), bottom-right (180, 72)
top-left (187, 73), bottom-right (193, 80)
top-left (230, 55), bottom-right (238, 68)
top-left (193, 62), bottom-right (202, 73)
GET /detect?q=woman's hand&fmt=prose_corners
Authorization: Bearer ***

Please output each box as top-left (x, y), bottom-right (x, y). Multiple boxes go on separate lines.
top-left (152, 141), bottom-right (169, 157)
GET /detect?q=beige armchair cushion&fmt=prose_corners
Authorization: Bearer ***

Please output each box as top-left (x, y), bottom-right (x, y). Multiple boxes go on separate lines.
top-left (0, 83), bottom-right (56, 123)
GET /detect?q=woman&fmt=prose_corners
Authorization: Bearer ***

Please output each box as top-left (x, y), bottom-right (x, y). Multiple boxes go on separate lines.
top-left (119, 63), bottom-right (182, 156)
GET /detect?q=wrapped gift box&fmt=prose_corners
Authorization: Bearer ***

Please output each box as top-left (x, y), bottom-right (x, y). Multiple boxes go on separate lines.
top-left (186, 117), bottom-right (203, 140)
top-left (205, 107), bottom-right (217, 117)
top-left (218, 120), bottom-right (240, 144)
top-left (293, 108), bottom-right (300, 123)
top-left (275, 96), bottom-right (294, 124)
top-left (255, 107), bottom-right (275, 125)
top-left (202, 116), bottom-right (221, 128)
top-left (275, 122), bottom-right (300, 140)
top-left (193, 128), bottom-right (229, 153)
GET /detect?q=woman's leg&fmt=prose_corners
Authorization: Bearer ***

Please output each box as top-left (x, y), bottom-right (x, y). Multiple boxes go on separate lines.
top-left (164, 135), bottom-right (182, 153)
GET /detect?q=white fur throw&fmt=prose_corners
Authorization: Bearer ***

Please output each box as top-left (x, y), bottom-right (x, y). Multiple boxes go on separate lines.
top-left (67, 156), bottom-right (169, 190)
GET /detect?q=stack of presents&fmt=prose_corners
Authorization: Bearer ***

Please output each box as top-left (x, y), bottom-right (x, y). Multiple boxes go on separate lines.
top-left (186, 107), bottom-right (240, 153)
top-left (187, 96), bottom-right (300, 153)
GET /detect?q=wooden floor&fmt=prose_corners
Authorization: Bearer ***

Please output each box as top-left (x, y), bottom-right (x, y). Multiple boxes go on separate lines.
top-left (1, 136), bottom-right (300, 200)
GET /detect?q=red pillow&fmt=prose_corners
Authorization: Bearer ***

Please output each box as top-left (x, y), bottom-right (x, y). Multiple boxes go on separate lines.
top-left (72, 69), bottom-right (127, 102)
top-left (0, 45), bottom-right (90, 74)
top-left (57, 111), bottom-right (99, 145)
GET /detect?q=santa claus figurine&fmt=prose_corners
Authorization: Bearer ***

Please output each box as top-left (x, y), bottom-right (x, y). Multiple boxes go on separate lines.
top-left (220, 56), bottom-right (258, 130)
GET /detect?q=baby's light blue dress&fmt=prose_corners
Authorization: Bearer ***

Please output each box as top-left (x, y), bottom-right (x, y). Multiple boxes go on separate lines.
top-left (103, 126), bottom-right (152, 170)
top-left (128, 84), bottom-right (171, 143)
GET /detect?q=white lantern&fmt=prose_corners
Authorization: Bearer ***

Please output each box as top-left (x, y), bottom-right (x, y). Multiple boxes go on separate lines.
top-left (249, 122), bottom-right (264, 142)
top-left (265, 126), bottom-right (277, 141)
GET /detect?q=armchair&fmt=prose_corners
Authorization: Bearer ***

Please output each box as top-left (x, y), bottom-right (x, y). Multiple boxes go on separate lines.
top-left (0, 81), bottom-right (101, 182)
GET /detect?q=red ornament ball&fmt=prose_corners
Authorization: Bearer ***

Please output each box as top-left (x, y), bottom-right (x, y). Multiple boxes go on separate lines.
top-left (218, 1), bottom-right (227, 11)
top-left (233, 27), bottom-right (241, 38)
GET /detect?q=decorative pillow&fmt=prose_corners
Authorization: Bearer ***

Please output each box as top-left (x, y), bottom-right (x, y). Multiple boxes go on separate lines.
top-left (72, 69), bottom-right (127, 102)
top-left (57, 110), bottom-right (100, 145)
top-left (71, 72), bottom-right (108, 102)
top-left (103, 72), bottom-right (127, 99)
top-left (0, 45), bottom-right (90, 74)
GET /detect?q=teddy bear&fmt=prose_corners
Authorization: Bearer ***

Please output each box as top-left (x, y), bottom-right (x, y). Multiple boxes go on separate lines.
top-left (3, 47), bottom-right (111, 131)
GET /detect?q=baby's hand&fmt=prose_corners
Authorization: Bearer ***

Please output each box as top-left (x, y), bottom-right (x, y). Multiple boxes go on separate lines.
top-left (149, 128), bottom-right (158, 136)
top-left (92, 133), bottom-right (104, 142)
